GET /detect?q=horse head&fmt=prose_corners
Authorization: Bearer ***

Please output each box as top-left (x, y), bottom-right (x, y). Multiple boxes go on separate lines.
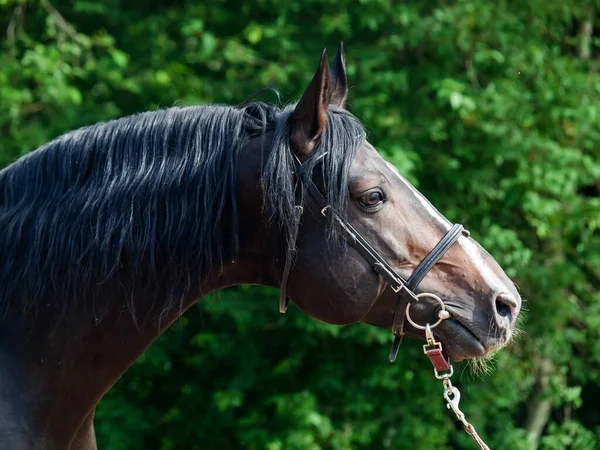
top-left (250, 44), bottom-right (521, 362)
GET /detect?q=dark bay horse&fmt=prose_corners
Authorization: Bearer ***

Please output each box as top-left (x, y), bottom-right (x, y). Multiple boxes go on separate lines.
top-left (0, 45), bottom-right (521, 449)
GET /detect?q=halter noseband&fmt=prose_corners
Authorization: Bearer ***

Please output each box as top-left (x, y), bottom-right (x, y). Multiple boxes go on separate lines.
top-left (278, 153), bottom-right (469, 363)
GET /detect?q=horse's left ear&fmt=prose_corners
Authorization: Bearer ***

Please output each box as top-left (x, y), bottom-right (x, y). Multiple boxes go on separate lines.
top-left (329, 42), bottom-right (348, 108)
top-left (290, 49), bottom-right (330, 159)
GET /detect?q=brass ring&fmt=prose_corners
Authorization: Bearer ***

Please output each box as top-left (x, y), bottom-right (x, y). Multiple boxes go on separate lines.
top-left (405, 293), bottom-right (450, 330)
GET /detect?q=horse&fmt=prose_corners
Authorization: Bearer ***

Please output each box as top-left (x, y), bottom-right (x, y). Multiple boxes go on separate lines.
top-left (0, 44), bottom-right (521, 449)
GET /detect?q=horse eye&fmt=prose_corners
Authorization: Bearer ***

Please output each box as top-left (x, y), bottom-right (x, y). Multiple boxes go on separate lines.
top-left (359, 190), bottom-right (385, 208)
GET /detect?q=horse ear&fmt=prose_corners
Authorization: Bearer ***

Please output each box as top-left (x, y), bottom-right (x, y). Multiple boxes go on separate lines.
top-left (290, 49), bottom-right (330, 159)
top-left (329, 42), bottom-right (348, 108)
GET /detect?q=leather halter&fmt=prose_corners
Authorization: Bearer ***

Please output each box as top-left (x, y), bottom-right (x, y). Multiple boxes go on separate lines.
top-left (279, 153), bottom-right (469, 362)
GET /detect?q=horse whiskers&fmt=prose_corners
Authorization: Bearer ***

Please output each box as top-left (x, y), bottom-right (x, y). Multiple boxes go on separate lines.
top-left (468, 315), bottom-right (524, 380)
top-left (468, 350), bottom-right (498, 378)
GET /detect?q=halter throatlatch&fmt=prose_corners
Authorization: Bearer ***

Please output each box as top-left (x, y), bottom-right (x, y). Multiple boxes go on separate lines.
top-left (278, 154), bottom-right (490, 449)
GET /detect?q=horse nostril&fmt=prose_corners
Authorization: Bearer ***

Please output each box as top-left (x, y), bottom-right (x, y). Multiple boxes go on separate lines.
top-left (495, 293), bottom-right (518, 322)
top-left (496, 300), bottom-right (512, 319)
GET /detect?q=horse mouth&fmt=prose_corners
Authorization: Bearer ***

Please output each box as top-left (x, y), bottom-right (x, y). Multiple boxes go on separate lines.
top-left (435, 312), bottom-right (487, 362)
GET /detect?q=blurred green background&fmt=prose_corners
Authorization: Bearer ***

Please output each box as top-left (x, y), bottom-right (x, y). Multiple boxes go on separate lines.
top-left (1, 0), bottom-right (600, 449)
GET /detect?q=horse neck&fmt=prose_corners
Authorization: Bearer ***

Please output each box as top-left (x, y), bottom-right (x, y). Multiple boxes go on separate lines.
top-left (4, 135), bottom-right (282, 449)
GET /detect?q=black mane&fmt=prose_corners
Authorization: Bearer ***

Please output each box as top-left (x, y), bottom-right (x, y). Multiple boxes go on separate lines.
top-left (0, 102), bottom-right (365, 321)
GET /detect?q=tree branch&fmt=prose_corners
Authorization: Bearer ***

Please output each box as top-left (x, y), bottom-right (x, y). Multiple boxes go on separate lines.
top-left (524, 358), bottom-right (554, 449)
top-left (578, 9), bottom-right (595, 61)
top-left (39, 0), bottom-right (82, 43)
top-left (6, 3), bottom-right (25, 50)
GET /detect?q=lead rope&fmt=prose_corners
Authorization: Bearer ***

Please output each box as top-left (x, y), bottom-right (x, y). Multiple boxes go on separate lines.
top-left (404, 297), bottom-right (490, 450)
top-left (423, 323), bottom-right (491, 450)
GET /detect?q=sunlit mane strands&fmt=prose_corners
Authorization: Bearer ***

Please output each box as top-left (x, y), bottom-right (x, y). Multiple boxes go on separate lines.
top-left (0, 102), bottom-right (364, 322)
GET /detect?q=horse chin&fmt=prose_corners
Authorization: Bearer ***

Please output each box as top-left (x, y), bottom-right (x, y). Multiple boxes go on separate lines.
top-left (435, 318), bottom-right (489, 362)
top-left (436, 316), bottom-right (515, 363)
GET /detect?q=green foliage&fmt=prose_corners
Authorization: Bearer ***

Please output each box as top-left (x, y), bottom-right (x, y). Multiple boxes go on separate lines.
top-left (1, 0), bottom-right (600, 448)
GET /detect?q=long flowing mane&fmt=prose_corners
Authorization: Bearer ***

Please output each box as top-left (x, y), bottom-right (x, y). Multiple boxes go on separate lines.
top-left (0, 102), bottom-right (365, 322)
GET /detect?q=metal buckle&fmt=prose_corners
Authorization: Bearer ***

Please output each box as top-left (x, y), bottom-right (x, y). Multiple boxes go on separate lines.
top-left (390, 281), bottom-right (404, 293)
top-left (423, 341), bottom-right (443, 354)
top-left (434, 365), bottom-right (454, 379)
